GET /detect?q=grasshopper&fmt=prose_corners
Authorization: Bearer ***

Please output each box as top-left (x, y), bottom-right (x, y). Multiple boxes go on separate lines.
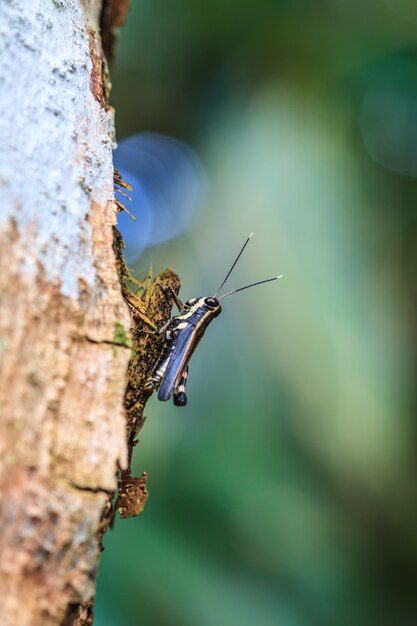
top-left (145, 234), bottom-right (282, 406)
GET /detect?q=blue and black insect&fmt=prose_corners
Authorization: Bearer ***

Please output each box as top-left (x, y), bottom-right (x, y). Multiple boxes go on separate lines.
top-left (145, 234), bottom-right (282, 406)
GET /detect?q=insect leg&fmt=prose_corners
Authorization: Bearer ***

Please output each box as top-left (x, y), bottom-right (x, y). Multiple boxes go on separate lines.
top-left (132, 316), bottom-right (173, 339)
top-left (173, 367), bottom-right (188, 407)
top-left (157, 283), bottom-right (184, 313)
top-left (144, 342), bottom-right (174, 393)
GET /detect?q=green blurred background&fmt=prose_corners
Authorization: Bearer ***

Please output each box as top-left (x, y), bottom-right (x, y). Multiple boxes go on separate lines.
top-left (96, 2), bottom-right (417, 625)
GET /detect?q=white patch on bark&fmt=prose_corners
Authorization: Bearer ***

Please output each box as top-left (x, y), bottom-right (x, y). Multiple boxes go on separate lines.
top-left (0, 0), bottom-right (115, 297)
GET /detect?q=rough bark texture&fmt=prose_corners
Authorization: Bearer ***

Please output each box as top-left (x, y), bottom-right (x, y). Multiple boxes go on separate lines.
top-left (0, 1), bottom-right (131, 624)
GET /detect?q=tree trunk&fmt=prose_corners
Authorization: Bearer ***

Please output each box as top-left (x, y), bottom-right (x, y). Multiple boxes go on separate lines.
top-left (0, 1), bottom-right (131, 624)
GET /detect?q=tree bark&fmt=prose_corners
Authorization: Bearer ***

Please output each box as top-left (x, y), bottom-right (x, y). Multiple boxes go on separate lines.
top-left (0, 1), bottom-right (131, 624)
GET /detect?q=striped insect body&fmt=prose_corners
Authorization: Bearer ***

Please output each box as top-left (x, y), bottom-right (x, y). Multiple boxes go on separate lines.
top-left (145, 234), bottom-right (282, 406)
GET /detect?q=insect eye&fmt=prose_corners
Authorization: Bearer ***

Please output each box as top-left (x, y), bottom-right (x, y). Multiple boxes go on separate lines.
top-left (204, 297), bottom-right (218, 309)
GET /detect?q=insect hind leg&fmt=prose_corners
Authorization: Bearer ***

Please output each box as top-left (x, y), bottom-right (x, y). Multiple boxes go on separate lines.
top-left (173, 367), bottom-right (188, 407)
top-left (144, 342), bottom-right (174, 395)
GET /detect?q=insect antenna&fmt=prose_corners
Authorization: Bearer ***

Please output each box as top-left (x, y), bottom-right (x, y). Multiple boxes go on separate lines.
top-left (213, 232), bottom-right (253, 297)
top-left (218, 275), bottom-right (283, 301)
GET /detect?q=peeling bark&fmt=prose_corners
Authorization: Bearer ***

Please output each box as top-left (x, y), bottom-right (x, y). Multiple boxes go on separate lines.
top-left (0, 1), bottom-right (131, 624)
top-left (100, 0), bottom-right (132, 58)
